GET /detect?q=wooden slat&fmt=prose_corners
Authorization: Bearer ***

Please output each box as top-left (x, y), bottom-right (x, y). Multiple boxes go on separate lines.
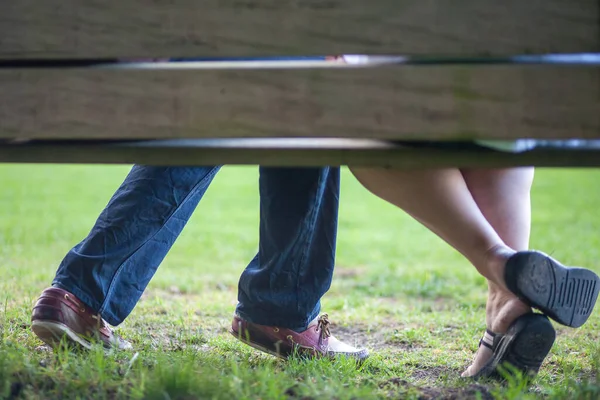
top-left (1, 139), bottom-right (600, 168)
top-left (1, 66), bottom-right (598, 141)
top-left (0, 0), bottom-right (598, 58)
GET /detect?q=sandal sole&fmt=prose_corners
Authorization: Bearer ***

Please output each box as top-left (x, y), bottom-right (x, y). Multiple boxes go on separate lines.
top-left (506, 251), bottom-right (600, 328)
top-left (474, 313), bottom-right (555, 379)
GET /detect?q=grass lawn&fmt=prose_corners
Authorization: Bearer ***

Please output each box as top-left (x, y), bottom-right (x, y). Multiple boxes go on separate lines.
top-left (1, 165), bottom-right (599, 399)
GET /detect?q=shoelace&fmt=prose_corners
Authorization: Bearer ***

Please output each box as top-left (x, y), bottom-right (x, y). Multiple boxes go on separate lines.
top-left (316, 313), bottom-right (331, 342)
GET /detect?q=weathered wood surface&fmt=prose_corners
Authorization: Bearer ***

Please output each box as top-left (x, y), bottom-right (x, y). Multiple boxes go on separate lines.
top-left (1, 139), bottom-right (599, 167)
top-left (0, 0), bottom-right (598, 58)
top-left (1, 66), bottom-right (598, 141)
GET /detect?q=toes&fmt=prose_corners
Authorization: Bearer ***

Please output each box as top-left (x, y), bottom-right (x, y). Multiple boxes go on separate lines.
top-left (461, 364), bottom-right (475, 377)
top-left (463, 346), bottom-right (493, 377)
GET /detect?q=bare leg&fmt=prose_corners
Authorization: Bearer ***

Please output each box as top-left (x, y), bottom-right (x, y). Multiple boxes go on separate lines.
top-left (460, 168), bottom-right (534, 376)
top-left (350, 167), bottom-right (514, 287)
top-left (350, 167), bottom-right (534, 376)
top-left (463, 168), bottom-right (533, 250)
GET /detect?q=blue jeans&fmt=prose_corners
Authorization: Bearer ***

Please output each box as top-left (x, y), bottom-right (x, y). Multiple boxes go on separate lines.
top-left (53, 166), bottom-right (339, 331)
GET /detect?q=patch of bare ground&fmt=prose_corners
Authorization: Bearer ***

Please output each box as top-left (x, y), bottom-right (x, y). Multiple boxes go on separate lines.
top-left (380, 378), bottom-right (493, 400)
top-left (330, 321), bottom-right (436, 354)
top-left (330, 321), bottom-right (398, 351)
top-left (410, 366), bottom-right (460, 382)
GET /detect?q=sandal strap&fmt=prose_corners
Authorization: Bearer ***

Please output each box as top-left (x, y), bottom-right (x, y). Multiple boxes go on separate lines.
top-left (479, 329), bottom-right (496, 350)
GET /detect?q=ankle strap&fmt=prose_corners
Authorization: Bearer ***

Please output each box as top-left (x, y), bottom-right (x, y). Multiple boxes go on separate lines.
top-left (479, 329), bottom-right (496, 350)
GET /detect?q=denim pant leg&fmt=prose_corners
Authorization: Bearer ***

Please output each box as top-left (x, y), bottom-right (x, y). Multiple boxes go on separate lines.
top-left (53, 165), bottom-right (221, 326)
top-left (236, 167), bottom-right (340, 331)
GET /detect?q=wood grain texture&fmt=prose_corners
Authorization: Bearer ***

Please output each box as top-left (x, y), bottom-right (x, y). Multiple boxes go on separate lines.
top-left (1, 66), bottom-right (598, 141)
top-left (1, 139), bottom-right (599, 167)
top-left (0, 0), bottom-right (598, 58)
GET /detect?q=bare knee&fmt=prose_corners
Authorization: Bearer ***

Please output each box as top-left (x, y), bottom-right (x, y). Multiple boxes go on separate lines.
top-left (348, 167), bottom-right (385, 194)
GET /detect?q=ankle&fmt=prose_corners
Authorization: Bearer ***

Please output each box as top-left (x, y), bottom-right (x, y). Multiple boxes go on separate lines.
top-left (483, 244), bottom-right (515, 289)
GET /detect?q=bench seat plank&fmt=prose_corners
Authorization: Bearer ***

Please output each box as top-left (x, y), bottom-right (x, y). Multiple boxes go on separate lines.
top-left (1, 66), bottom-right (598, 141)
top-left (1, 138), bottom-right (599, 167)
top-left (1, 0), bottom-right (598, 58)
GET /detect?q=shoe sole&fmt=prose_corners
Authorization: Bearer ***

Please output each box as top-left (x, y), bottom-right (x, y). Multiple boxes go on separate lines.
top-left (474, 313), bottom-right (556, 380)
top-left (506, 252), bottom-right (600, 328)
top-left (229, 328), bottom-right (369, 362)
top-left (229, 329), bottom-right (287, 359)
top-left (31, 320), bottom-right (93, 350)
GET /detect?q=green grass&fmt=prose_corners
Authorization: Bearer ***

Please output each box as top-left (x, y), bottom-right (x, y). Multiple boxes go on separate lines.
top-left (1, 165), bottom-right (599, 399)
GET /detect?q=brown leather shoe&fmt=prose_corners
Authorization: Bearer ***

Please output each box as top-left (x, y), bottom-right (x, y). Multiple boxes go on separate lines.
top-left (230, 313), bottom-right (369, 361)
top-left (31, 287), bottom-right (132, 350)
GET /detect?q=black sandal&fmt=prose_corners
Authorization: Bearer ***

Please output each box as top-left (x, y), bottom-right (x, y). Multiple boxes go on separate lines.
top-left (471, 313), bottom-right (556, 380)
top-left (505, 251), bottom-right (600, 328)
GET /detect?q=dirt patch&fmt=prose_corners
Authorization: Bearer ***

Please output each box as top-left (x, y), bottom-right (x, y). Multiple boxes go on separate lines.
top-left (330, 322), bottom-right (396, 351)
top-left (380, 378), bottom-right (494, 400)
top-left (330, 320), bottom-right (438, 353)
top-left (410, 366), bottom-right (457, 381)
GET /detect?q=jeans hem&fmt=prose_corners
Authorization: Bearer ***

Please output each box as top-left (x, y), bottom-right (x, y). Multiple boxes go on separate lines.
top-left (235, 304), bottom-right (320, 332)
top-left (51, 281), bottom-right (122, 325)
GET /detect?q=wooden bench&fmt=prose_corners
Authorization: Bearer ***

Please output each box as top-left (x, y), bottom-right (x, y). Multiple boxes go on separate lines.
top-left (1, 1), bottom-right (599, 168)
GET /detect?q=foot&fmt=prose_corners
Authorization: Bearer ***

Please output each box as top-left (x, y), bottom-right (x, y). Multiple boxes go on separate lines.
top-left (462, 286), bottom-right (532, 377)
top-left (466, 313), bottom-right (555, 380)
top-left (230, 313), bottom-right (369, 361)
top-left (31, 287), bottom-right (132, 350)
